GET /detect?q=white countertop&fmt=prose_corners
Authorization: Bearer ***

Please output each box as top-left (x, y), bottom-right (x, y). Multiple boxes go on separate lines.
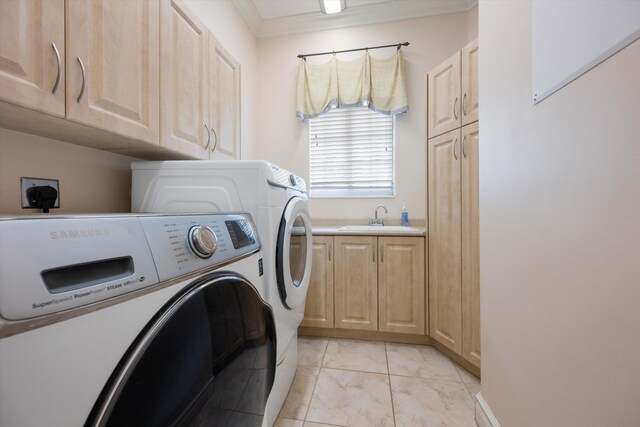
top-left (313, 225), bottom-right (426, 236)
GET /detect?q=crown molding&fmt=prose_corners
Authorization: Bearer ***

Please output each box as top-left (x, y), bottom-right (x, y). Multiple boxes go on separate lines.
top-left (233, 0), bottom-right (478, 39)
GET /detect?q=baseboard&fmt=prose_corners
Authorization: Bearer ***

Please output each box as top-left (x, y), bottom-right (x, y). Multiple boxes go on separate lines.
top-left (475, 392), bottom-right (501, 427)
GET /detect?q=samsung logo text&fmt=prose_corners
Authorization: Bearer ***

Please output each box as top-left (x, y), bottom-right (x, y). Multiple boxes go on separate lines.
top-left (50, 228), bottom-right (111, 239)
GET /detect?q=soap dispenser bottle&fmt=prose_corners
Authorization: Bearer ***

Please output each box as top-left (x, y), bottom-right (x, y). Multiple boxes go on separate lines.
top-left (401, 206), bottom-right (409, 226)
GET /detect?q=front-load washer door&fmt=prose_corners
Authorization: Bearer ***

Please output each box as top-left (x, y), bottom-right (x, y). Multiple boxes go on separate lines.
top-left (87, 273), bottom-right (276, 427)
top-left (276, 197), bottom-right (313, 309)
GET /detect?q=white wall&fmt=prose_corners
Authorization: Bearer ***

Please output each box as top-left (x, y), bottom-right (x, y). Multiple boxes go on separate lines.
top-left (185, 0), bottom-right (259, 159)
top-left (0, 128), bottom-right (134, 214)
top-left (479, 2), bottom-right (640, 426)
top-left (257, 11), bottom-right (477, 221)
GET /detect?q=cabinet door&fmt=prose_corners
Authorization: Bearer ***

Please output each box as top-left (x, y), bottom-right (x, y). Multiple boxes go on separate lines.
top-left (159, 0), bottom-right (209, 158)
top-left (427, 50), bottom-right (460, 139)
top-left (66, 0), bottom-right (159, 144)
top-left (334, 236), bottom-right (377, 331)
top-left (461, 122), bottom-right (480, 367)
top-left (301, 236), bottom-right (334, 328)
top-left (461, 39), bottom-right (479, 126)
top-left (0, 0), bottom-right (65, 116)
top-left (428, 129), bottom-right (462, 353)
top-left (209, 36), bottom-right (240, 160)
top-left (378, 237), bottom-right (426, 335)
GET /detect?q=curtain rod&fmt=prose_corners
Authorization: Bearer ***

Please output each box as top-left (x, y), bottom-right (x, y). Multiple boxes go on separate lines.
top-left (297, 42), bottom-right (409, 59)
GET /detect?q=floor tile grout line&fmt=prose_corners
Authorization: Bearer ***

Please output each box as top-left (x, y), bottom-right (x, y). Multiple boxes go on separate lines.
top-left (385, 342), bottom-right (397, 427)
top-left (300, 337), bottom-right (330, 423)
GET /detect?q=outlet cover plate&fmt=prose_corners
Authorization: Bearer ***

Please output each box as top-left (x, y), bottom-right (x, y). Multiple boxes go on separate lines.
top-left (21, 177), bottom-right (60, 209)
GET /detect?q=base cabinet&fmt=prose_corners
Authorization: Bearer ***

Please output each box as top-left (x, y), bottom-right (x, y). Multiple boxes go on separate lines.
top-left (378, 237), bottom-right (426, 335)
top-left (303, 234), bottom-right (426, 335)
top-left (334, 236), bottom-right (378, 331)
top-left (301, 236), bottom-right (334, 328)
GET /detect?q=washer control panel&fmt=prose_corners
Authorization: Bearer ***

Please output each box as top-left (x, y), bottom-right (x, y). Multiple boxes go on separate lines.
top-left (140, 214), bottom-right (260, 282)
top-left (0, 213), bottom-right (260, 321)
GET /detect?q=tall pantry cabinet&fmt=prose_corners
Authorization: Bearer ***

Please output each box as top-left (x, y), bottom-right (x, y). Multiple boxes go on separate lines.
top-left (427, 38), bottom-right (480, 369)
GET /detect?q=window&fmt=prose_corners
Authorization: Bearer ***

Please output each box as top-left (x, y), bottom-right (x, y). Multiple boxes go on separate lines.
top-left (309, 106), bottom-right (395, 198)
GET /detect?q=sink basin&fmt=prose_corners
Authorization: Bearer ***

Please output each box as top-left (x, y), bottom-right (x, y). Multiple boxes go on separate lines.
top-left (339, 225), bottom-right (419, 232)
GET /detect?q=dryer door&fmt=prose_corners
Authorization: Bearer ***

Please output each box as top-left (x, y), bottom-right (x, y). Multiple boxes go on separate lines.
top-left (87, 273), bottom-right (276, 427)
top-left (276, 196), bottom-right (313, 309)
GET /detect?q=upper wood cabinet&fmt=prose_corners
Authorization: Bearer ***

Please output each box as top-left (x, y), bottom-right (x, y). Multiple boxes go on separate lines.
top-left (334, 236), bottom-right (378, 331)
top-left (378, 236), bottom-right (426, 335)
top-left (428, 50), bottom-right (460, 139)
top-left (302, 236), bottom-right (334, 329)
top-left (461, 39), bottom-right (479, 126)
top-left (0, 0), bottom-right (241, 160)
top-left (0, 0), bottom-right (65, 116)
top-left (209, 37), bottom-right (240, 160)
top-left (427, 39), bottom-right (478, 138)
top-left (66, 0), bottom-right (160, 144)
top-left (428, 129), bottom-right (463, 353)
top-left (461, 122), bottom-right (480, 367)
top-left (159, 0), bottom-right (209, 159)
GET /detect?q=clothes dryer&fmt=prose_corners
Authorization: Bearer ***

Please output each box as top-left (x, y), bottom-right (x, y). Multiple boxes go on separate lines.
top-left (132, 160), bottom-right (313, 426)
top-left (0, 213), bottom-right (275, 426)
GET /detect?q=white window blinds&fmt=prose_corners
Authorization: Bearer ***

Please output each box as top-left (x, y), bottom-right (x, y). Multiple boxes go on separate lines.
top-left (309, 106), bottom-right (395, 197)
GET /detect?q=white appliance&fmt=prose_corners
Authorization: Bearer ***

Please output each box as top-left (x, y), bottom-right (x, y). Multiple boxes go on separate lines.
top-left (0, 213), bottom-right (276, 427)
top-left (131, 160), bottom-right (314, 426)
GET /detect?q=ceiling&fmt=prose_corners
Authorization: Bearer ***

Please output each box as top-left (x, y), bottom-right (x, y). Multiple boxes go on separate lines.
top-left (232, 0), bottom-right (477, 38)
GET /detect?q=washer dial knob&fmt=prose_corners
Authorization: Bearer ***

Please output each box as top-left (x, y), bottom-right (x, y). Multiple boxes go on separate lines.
top-left (188, 225), bottom-right (217, 259)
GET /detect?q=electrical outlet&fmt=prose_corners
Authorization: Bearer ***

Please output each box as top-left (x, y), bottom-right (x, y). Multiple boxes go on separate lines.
top-left (21, 177), bottom-right (60, 209)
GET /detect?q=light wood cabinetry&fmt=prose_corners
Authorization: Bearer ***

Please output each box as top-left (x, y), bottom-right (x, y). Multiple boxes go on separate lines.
top-left (378, 237), bottom-right (426, 335)
top-left (0, 0), bottom-right (240, 160)
top-left (461, 122), bottom-right (480, 367)
top-left (427, 125), bottom-right (480, 367)
top-left (159, 0), bottom-right (209, 159)
top-left (426, 40), bottom-right (480, 368)
top-left (334, 236), bottom-right (378, 331)
top-left (461, 39), bottom-right (479, 126)
top-left (209, 36), bottom-right (240, 160)
top-left (427, 39), bottom-right (478, 138)
top-left (302, 236), bottom-right (334, 329)
top-left (428, 129), bottom-right (463, 353)
top-left (66, 0), bottom-right (160, 144)
top-left (304, 234), bottom-right (426, 335)
top-left (428, 50), bottom-right (460, 139)
top-left (0, 0), bottom-right (65, 116)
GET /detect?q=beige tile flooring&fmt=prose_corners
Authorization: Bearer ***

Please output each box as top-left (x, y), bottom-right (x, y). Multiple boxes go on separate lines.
top-left (275, 337), bottom-right (480, 427)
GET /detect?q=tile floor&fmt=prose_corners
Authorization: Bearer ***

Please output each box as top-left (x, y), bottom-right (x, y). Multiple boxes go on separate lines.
top-left (275, 337), bottom-right (480, 427)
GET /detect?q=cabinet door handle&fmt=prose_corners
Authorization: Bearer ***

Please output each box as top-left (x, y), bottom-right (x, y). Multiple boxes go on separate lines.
top-left (452, 138), bottom-right (458, 160)
top-left (328, 244), bottom-right (332, 261)
top-left (381, 247), bottom-right (383, 263)
top-left (210, 128), bottom-right (218, 153)
top-left (453, 97), bottom-right (458, 120)
top-left (462, 92), bottom-right (467, 116)
top-left (51, 43), bottom-right (62, 95)
top-left (373, 247), bottom-right (375, 263)
top-left (462, 135), bottom-right (467, 158)
top-left (204, 124), bottom-right (211, 149)
top-left (76, 57), bottom-right (87, 103)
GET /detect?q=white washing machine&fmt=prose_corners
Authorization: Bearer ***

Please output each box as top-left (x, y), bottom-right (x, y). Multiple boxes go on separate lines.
top-left (131, 160), bottom-right (313, 426)
top-left (0, 213), bottom-right (276, 427)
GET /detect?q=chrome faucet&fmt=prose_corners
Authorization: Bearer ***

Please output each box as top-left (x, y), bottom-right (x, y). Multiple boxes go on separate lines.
top-left (369, 205), bottom-right (388, 226)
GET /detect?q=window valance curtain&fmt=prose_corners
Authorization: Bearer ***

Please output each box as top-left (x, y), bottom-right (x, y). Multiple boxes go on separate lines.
top-left (296, 51), bottom-right (408, 120)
